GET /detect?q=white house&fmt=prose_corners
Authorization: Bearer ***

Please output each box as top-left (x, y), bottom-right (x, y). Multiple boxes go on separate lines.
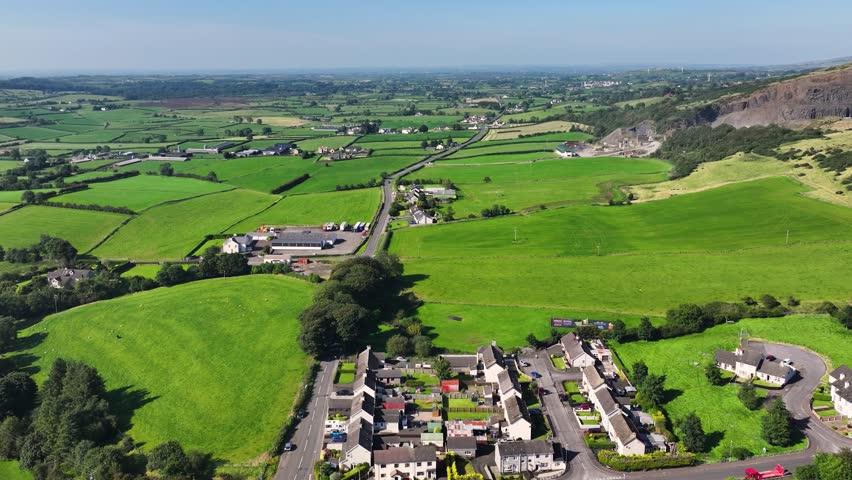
top-left (581, 365), bottom-right (607, 394)
top-left (561, 333), bottom-right (596, 368)
top-left (47, 268), bottom-right (94, 289)
top-left (714, 342), bottom-right (796, 386)
top-left (494, 440), bottom-right (562, 475)
top-left (222, 235), bottom-right (255, 254)
top-left (497, 369), bottom-right (522, 400)
top-left (502, 395), bottom-right (532, 441)
top-left (350, 392), bottom-right (375, 426)
top-left (829, 365), bottom-right (852, 418)
top-left (372, 446), bottom-right (437, 480)
top-left (477, 343), bottom-right (507, 383)
top-left (340, 418), bottom-right (373, 468)
top-left (609, 413), bottom-right (647, 456)
top-left (446, 436), bottom-right (477, 458)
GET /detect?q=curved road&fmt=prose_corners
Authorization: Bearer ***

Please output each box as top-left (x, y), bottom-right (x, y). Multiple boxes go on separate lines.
top-left (362, 116), bottom-right (501, 257)
top-left (524, 342), bottom-right (851, 480)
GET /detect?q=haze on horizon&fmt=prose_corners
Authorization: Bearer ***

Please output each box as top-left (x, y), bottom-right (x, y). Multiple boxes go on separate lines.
top-left (3, 0), bottom-right (852, 75)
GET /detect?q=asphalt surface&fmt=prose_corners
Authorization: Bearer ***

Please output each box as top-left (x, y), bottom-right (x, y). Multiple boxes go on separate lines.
top-left (362, 117), bottom-right (499, 257)
top-left (274, 360), bottom-right (337, 480)
top-left (521, 342), bottom-right (852, 480)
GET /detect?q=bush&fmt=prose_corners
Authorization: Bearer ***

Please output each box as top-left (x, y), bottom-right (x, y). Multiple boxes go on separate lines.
top-left (732, 447), bottom-right (753, 460)
top-left (271, 173), bottom-right (310, 194)
top-left (596, 450), bottom-right (695, 471)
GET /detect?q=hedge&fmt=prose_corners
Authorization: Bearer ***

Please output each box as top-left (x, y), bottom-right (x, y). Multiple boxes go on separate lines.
top-left (270, 173), bottom-right (310, 194)
top-left (597, 450), bottom-right (695, 471)
top-left (80, 170), bottom-right (139, 184)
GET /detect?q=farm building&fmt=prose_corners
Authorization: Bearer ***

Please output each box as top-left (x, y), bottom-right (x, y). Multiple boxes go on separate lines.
top-left (222, 235), bottom-right (255, 254)
top-left (262, 142), bottom-right (297, 156)
top-left (47, 268), bottom-right (94, 289)
top-left (185, 142), bottom-right (235, 154)
top-left (555, 144), bottom-right (579, 158)
top-left (270, 231), bottom-right (336, 251)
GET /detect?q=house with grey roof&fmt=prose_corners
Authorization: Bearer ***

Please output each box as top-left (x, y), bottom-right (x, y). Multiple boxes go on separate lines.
top-left (375, 368), bottom-right (402, 386)
top-left (715, 341), bottom-right (796, 386)
top-left (478, 342), bottom-right (506, 383)
top-left (497, 369), bottom-right (522, 400)
top-left (340, 418), bottom-right (373, 468)
top-left (581, 365), bottom-right (607, 393)
top-left (502, 395), bottom-right (531, 440)
top-left (446, 436), bottom-right (477, 458)
top-left (561, 332), bottom-right (596, 368)
top-left (350, 391), bottom-right (375, 426)
top-left (356, 346), bottom-right (382, 376)
top-left (608, 413), bottom-right (647, 456)
top-left (373, 446), bottom-right (437, 480)
top-left (222, 234), bottom-right (255, 254)
top-left (47, 268), bottom-right (94, 289)
top-left (829, 365), bottom-right (852, 417)
top-left (441, 355), bottom-right (478, 376)
top-left (494, 440), bottom-right (562, 475)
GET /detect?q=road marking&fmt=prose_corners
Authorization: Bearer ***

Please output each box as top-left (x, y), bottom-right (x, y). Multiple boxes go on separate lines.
top-left (298, 457), bottom-right (303, 469)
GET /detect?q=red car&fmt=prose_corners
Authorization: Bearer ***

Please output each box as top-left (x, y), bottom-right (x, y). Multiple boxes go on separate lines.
top-left (766, 355), bottom-right (776, 361)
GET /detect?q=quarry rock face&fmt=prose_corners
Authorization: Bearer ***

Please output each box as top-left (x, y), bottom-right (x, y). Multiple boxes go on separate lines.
top-left (714, 67), bottom-right (852, 127)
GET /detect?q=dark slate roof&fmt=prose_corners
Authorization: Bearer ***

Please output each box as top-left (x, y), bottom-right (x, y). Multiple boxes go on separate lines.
top-left (375, 409), bottom-right (402, 423)
top-left (328, 397), bottom-right (352, 413)
top-left (345, 418), bottom-right (373, 454)
top-left (583, 365), bottom-right (606, 390)
top-left (373, 446), bottom-right (437, 465)
top-left (353, 370), bottom-right (376, 392)
top-left (375, 368), bottom-right (402, 379)
top-left (497, 440), bottom-right (552, 456)
top-left (610, 413), bottom-right (639, 446)
top-left (446, 436), bottom-right (477, 451)
top-left (271, 231), bottom-right (334, 247)
top-left (757, 360), bottom-right (794, 379)
top-left (497, 369), bottom-right (520, 397)
top-left (830, 365), bottom-right (852, 382)
top-left (503, 395), bottom-right (529, 424)
top-left (739, 348), bottom-right (764, 367)
top-left (351, 392), bottom-right (375, 418)
top-left (833, 379), bottom-right (852, 403)
top-left (227, 235), bottom-right (254, 246)
top-left (356, 347), bottom-right (381, 375)
top-left (714, 349), bottom-right (738, 366)
top-left (562, 333), bottom-right (590, 362)
top-left (442, 355), bottom-right (477, 370)
top-left (47, 268), bottom-right (94, 286)
top-left (593, 388), bottom-right (620, 415)
top-left (478, 344), bottom-right (505, 369)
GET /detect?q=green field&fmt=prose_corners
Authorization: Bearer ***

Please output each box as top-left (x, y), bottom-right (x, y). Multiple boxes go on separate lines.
top-left (0, 205), bottom-right (128, 250)
top-left (0, 461), bottom-right (33, 480)
top-left (20, 275), bottom-right (313, 462)
top-left (229, 188), bottom-right (381, 232)
top-left (391, 178), bottom-right (852, 316)
top-left (93, 189), bottom-right (277, 261)
top-left (615, 314), bottom-right (851, 460)
top-left (55, 175), bottom-right (233, 210)
top-left (417, 157), bottom-right (670, 216)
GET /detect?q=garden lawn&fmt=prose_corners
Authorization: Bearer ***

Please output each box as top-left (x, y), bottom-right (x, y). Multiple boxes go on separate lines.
top-left (615, 314), bottom-right (851, 460)
top-left (93, 189), bottom-right (277, 261)
top-left (19, 275), bottom-right (314, 463)
top-left (0, 461), bottom-right (32, 480)
top-left (229, 188), bottom-right (381, 231)
top-left (0, 205), bottom-right (128, 251)
top-left (54, 175), bottom-right (233, 211)
top-left (336, 362), bottom-right (356, 384)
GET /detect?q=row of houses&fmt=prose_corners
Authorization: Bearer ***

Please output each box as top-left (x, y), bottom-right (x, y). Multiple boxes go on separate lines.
top-left (317, 145), bottom-right (370, 161)
top-left (714, 340), bottom-right (797, 387)
top-left (829, 365), bottom-right (852, 418)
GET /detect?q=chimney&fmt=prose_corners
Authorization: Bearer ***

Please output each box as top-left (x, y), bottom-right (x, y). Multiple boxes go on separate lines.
top-left (845, 381), bottom-right (850, 389)
top-left (491, 340), bottom-right (497, 347)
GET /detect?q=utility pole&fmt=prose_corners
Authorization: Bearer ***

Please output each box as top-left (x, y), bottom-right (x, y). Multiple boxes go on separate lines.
top-left (513, 227), bottom-right (518, 242)
top-left (729, 439), bottom-right (733, 462)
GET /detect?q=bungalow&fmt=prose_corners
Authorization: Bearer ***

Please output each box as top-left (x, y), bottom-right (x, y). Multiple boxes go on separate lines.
top-left (340, 418), bottom-right (373, 468)
top-left (376, 368), bottom-right (403, 386)
top-left (561, 333), bottom-right (596, 368)
top-left (477, 343), bottom-right (507, 383)
top-left (441, 355), bottom-right (478, 376)
top-left (222, 235), bottom-right (255, 254)
top-left (502, 395), bottom-right (532, 441)
top-left (372, 446), bottom-right (437, 480)
top-left (47, 268), bottom-right (94, 289)
top-left (446, 436), bottom-right (477, 458)
top-left (829, 365), bottom-right (852, 417)
top-left (494, 440), bottom-right (560, 475)
top-left (714, 342), bottom-right (796, 386)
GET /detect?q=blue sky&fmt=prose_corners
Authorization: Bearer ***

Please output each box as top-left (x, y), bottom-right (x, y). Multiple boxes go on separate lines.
top-left (3, 0), bottom-right (851, 74)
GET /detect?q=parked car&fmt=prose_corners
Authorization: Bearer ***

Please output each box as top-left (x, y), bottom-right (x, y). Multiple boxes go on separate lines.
top-left (530, 371), bottom-right (542, 379)
top-left (284, 442), bottom-right (293, 452)
top-left (296, 410), bottom-right (306, 418)
top-left (520, 361), bottom-right (531, 367)
top-left (766, 354), bottom-right (776, 361)
top-left (396, 356), bottom-right (408, 362)
top-left (528, 408), bottom-right (543, 415)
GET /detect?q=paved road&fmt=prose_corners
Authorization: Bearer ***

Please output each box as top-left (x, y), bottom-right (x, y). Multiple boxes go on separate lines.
top-left (274, 360), bottom-right (337, 480)
top-left (521, 342), bottom-right (852, 480)
top-left (362, 117), bottom-right (500, 257)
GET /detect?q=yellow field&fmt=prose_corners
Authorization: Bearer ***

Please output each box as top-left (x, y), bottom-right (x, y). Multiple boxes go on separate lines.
top-left (629, 152), bottom-right (852, 208)
top-left (0, 117), bottom-right (25, 124)
top-left (483, 120), bottom-right (589, 141)
top-left (254, 116), bottom-right (307, 127)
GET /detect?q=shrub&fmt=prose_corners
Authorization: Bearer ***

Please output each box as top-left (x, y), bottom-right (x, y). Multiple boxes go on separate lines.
top-left (597, 450), bottom-right (695, 471)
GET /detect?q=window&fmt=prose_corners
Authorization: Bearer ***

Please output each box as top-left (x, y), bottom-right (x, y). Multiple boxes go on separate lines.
top-left (417, 462), bottom-right (421, 466)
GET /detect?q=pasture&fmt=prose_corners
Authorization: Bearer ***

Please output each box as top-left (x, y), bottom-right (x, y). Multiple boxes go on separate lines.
top-left (0, 205), bottom-right (127, 251)
top-left (615, 314), bottom-right (851, 460)
top-left (418, 157), bottom-right (670, 216)
top-left (391, 178), bottom-right (852, 315)
top-left (483, 121), bottom-right (590, 141)
top-left (93, 189), bottom-right (277, 261)
top-left (20, 275), bottom-right (314, 462)
top-left (0, 461), bottom-right (32, 480)
top-left (54, 175), bottom-right (233, 210)
top-left (229, 188), bottom-right (381, 232)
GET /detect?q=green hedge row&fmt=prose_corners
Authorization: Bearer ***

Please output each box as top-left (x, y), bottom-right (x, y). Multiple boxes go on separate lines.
top-left (597, 450), bottom-right (695, 471)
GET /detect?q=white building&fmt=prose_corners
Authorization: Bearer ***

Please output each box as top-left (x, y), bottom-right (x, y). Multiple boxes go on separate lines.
top-left (494, 440), bottom-right (562, 475)
top-left (714, 341), bottom-right (796, 386)
top-left (341, 418), bottom-right (373, 468)
top-left (477, 343), bottom-right (507, 383)
top-left (561, 333), bottom-right (596, 368)
top-left (372, 446), bottom-right (437, 480)
top-left (830, 365), bottom-right (852, 417)
top-left (502, 395), bottom-right (532, 441)
top-left (222, 235), bottom-right (255, 254)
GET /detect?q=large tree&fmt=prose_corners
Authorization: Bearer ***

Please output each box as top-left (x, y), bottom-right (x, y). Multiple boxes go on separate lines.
top-left (637, 317), bottom-right (658, 341)
top-left (679, 412), bottom-right (706, 453)
top-left (738, 382), bottom-right (761, 410)
top-left (0, 316), bottom-right (17, 354)
top-left (761, 397), bottom-right (793, 446)
top-left (639, 373), bottom-right (666, 410)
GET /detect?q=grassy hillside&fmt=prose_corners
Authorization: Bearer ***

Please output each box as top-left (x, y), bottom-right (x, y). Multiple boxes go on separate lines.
top-left (19, 275), bottom-right (314, 462)
top-left (0, 205), bottom-right (128, 250)
top-left (54, 175), bottom-right (232, 211)
top-left (93, 189), bottom-right (277, 261)
top-left (229, 188), bottom-right (381, 232)
top-left (615, 315), bottom-right (851, 460)
top-left (391, 177), bottom-right (852, 316)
